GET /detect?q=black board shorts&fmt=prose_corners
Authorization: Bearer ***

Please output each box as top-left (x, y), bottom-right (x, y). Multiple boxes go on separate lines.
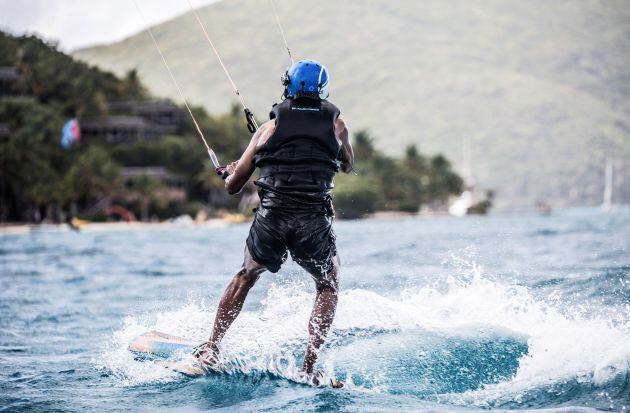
top-left (246, 205), bottom-right (337, 279)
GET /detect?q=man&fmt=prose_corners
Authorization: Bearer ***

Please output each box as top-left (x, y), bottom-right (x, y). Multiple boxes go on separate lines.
top-left (193, 60), bottom-right (354, 385)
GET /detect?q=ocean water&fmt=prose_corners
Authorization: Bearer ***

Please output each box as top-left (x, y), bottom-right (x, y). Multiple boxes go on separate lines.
top-left (1, 208), bottom-right (628, 412)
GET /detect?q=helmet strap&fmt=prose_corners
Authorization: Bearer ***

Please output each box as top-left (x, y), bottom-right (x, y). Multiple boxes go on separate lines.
top-left (281, 70), bottom-right (291, 99)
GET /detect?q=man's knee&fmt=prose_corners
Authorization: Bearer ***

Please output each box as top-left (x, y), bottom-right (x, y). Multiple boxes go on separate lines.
top-left (315, 257), bottom-right (340, 293)
top-left (232, 246), bottom-right (266, 290)
top-left (316, 278), bottom-right (338, 293)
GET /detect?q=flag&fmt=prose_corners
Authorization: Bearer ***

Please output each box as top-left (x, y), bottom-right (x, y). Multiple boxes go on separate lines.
top-left (61, 118), bottom-right (80, 149)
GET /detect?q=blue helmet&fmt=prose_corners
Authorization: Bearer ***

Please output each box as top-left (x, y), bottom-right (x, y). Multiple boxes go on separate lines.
top-left (282, 59), bottom-right (329, 100)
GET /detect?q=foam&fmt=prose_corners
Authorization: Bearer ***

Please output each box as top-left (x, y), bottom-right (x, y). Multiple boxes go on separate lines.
top-left (97, 265), bottom-right (630, 405)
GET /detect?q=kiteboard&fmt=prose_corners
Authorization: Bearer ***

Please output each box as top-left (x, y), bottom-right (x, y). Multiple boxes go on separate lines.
top-left (128, 330), bottom-right (214, 376)
top-left (129, 330), bottom-right (194, 358)
top-left (128, 330), bottom-right (344, 387)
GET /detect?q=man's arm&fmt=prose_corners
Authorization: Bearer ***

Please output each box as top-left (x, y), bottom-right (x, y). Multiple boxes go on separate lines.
top-left (224, 120), bottom-right (275, 195)
top-left (335, 116), bottom-right (354, 173)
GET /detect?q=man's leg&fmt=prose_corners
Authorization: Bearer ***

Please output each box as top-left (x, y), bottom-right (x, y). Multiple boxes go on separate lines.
top-left (195, 246), bottom-right (265, 363)
top-left (301, 255), bottom-right (340, 374)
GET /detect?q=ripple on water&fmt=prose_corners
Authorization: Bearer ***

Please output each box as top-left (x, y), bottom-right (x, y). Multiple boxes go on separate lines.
top-left (1, 209), bottom-right (629, 412)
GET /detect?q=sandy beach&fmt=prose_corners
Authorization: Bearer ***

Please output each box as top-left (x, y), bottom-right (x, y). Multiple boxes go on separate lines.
top-left (0, 218), bottom-right (234, 235)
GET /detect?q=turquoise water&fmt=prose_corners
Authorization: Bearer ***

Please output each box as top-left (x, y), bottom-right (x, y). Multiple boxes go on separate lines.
top-left (1, 208), bottom-right (629, 412)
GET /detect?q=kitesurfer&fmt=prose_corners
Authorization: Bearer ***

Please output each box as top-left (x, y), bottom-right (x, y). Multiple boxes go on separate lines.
top-left (193, 60), bottom-right (354, 385)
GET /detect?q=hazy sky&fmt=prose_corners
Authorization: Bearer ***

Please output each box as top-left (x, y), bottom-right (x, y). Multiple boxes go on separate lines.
top-left (0, 0), bottom-right (217, 51)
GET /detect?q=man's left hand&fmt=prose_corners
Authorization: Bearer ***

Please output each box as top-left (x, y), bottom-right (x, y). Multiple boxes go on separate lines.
top-left (226, 160), bottom-right (239, 175)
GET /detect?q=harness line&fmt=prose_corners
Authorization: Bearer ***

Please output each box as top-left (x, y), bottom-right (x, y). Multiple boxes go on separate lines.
top-left (185, 0), bottom-right (258, 133)
top-left (269, 0), bottom-right (294, 65)
top-left (131, 0), bottom-right (222, 169)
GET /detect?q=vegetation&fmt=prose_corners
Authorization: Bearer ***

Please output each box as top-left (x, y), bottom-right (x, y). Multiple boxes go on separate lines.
top-left (468, 190), bottom-right (495, 215)
top-left (334, 132), bottom-right (463, 218)
top-left (0, 32), bottom-right (463, 223)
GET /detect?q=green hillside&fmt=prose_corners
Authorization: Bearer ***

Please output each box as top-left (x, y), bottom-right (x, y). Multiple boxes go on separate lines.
top-left (1, 32), bottom-right (466, 222)
top-left (74, 0), bottom-right (630, 207)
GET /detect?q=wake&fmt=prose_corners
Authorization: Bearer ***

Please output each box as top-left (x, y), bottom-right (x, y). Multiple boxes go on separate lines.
top-left (96, 269), bottom-right (630, 408)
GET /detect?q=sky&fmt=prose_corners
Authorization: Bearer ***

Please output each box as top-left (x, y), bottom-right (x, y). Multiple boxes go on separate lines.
top-left (0, 0), bottom-right (217, 52)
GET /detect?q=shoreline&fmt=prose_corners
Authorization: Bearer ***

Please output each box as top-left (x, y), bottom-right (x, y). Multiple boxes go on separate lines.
top-left (0, 218), bottom-right (231, 235)
top-left (1, 206), bottom-right (620, 235)
top-left (0, 214), bottom-right (436, 235)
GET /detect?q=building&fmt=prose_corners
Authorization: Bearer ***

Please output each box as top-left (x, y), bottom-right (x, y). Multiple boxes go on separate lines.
top-left (80, 116), bottom-right (160, 144)
top-left (0, 123), bottom-right (9, 139)
top-left (80, 100), bottom-right (184, 144)
top-left (0, 67), bottom-right (22, 97)
top-left (120, 167), bottom-right (186, 201)
top-left (120, 167), bottom-right (184, 187)
top-left (108, 100), bottom-right (183, 134)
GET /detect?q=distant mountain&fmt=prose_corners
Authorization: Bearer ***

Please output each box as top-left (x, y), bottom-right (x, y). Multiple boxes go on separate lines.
top-left (74, 0), bottom-right (630, 207)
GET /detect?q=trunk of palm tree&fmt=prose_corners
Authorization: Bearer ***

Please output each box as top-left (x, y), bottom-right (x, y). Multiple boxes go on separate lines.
top-left (46, 203), bottom-right (54, 223)
top-left (141, 198), bottom-right (149, 222)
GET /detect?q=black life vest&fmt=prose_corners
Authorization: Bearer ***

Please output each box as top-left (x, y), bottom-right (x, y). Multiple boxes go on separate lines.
top-left (254, 98), bottom-right (341, 200)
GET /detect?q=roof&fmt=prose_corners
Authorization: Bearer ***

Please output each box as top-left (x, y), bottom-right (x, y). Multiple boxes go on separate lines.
top-left (80, 116), bottom-right (150, 128)
top-left (120, 167), bottom-right (175, 179)
top-left (108, 100), bottom-right (180, 113)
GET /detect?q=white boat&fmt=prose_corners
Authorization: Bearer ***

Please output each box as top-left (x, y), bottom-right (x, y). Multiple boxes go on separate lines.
top-left (449, 136), bottom-right (475, 217)
top-left (449, 190), bottom-right (473, 218)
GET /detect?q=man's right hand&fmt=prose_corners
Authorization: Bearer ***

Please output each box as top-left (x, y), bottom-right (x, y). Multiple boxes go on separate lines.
top-left (224, 119), bottom-right (274, 195)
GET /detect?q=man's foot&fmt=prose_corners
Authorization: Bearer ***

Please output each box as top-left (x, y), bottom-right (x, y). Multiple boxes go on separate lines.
top-left (299, 370), bottom-right (325, 386)
top-left (329, 377), bottom-right (344, 388)
top-left (299, 370), bottom-right (343, 388)
top-left (192, 341), bottom-right (220, 372)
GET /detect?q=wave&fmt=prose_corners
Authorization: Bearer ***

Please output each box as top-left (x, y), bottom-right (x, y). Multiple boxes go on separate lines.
top-left (97, 267), bottom-right (630, 409)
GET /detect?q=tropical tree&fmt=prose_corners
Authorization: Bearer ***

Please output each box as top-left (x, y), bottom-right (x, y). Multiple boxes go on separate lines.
top-left (65, 146), bottom-right (121, 205)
